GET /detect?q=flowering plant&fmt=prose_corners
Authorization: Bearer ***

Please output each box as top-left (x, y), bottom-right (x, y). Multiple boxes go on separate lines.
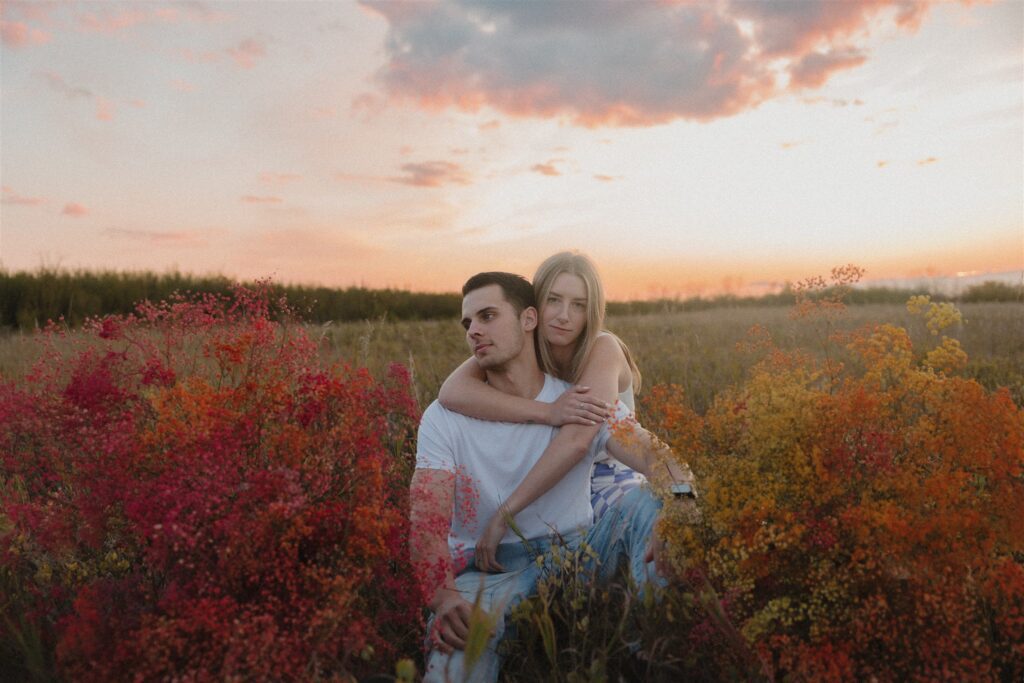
top-left (0, 284), bottom-right (423, 681)
top-left (644, 275), bottom-right (1023, 680)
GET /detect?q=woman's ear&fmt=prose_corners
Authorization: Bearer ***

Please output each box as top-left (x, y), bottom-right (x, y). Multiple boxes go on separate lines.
top-left (521, 306), bottom-right (538, 332)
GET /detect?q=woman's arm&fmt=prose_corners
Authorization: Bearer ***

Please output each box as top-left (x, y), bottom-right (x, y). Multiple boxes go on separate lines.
top-left (438, 356), bottom-right (609, 426)
top-left (473, 335), bottom-right (624, 571)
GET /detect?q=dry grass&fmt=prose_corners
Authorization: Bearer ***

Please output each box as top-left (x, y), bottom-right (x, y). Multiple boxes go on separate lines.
top-left (3, 303), bottom-right (1021, 412)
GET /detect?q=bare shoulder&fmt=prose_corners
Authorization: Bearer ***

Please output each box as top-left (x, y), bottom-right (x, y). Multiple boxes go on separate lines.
top-left (588, 332), bottom-right (630, 389)
top-left (592, 331), bottom-right (626, 358)
top-left (581, 333), bottom-right (628, 373)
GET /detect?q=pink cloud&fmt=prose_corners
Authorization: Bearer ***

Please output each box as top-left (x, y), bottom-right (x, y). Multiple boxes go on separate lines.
top-left (227, 38), bottom-right (265, 69)
top-left (78, 5), bottom-right (232, 33)
top-left (917, 157), bottom-right (939, 166)
top-left (389, 161), bottom-right (472, 188)
top-left (0, 20), bottom-right (50, 47)
top-left (361, 0), bottom-right (956, 127)
top-left (258, 172), bottom-right (302, 185)
top-left (531, 161), bottom-right (562, 177)
top-left (789, 48), bottom-right (868, 89)
top-left (181, 48), bottom-right (222, 64)
top-left (1, 186), bottom-right (46, 206)
top-left (171, 79), bottom-right (196, 93)
top-left (104, 228), bottom-right (208, 246)
top-left (78, 9), bottom-right (150, 33)
top-left (593, 174), bottom-right (620, 182)
top-left (95, 97), bottom-right (115, 121)
top-left (62, 202), bottom-right (89, 217)
top-left (241, 195), bottom-right (283, 204)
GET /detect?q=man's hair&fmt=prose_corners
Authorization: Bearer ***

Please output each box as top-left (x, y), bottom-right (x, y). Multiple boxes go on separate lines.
top-left (462, 272), bottom-right (536, 314)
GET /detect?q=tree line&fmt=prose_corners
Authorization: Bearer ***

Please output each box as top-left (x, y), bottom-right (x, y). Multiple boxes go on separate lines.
top-left (0, 267), bottom-right (1020, 332)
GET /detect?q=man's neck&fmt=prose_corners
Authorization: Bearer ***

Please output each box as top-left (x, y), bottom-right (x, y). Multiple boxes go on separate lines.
top-left (485, 352), bottom-right (546, 399)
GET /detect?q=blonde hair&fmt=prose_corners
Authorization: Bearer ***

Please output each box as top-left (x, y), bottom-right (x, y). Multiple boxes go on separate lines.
top-left (532, 251), bottom-right (642, 393)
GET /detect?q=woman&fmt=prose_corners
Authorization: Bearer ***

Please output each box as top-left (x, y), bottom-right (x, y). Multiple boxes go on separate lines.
top-left (438, 251), bottom-right (647, 569)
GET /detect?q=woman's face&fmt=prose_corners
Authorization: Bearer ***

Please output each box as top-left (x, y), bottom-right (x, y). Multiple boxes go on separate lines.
top-left (541, 272), bottom-right (588, 348)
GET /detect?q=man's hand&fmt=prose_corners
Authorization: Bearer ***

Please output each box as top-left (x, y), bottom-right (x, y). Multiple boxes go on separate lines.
top-left (430, 589), bottom-right (475, 654)
top-left (547, 385), bottom-right (612, 426)
top-left (474, 513), bottom-right (509, 573)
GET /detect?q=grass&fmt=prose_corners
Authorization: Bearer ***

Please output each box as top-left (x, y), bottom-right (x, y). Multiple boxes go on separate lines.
top-left (3, 303), bottom-right (1022, 411)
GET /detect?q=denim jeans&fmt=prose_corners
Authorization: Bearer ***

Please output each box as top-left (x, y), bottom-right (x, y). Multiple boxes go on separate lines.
top-left (423, 487), bottom-right (663, 683)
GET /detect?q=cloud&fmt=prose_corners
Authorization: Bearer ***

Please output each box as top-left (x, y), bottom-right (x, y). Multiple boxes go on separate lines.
top-left (531, 161), bottom-right (562, 177)
top-left (1, 186), bottom-right (46, 206)
top-left (593, 174), bottom-right (620, 182)
top-left (171, 78), bottom-right (197, 93)
top-left (227, 38), bottom-right (265, 69)
top-left (180, 36), bottom-right (266, 69)
top-left (1, 20), bottom-right (50, 47)
top-left (241, 195), bottom-right (283, 204)
top-left (78, 4), bottom-right (231, 33)
top-left (361, 0), bottom-right (951, 126)
top-left (62, 202), bottom-right (89, 217)
top-left (104, 227), bottom-right (208, 246)
top-left (917, 156), bottom-right (939, 166)
top-left (258, 172), bottom-right (302, 185)
top-left (78, 8), bottom-right (150, 33)
top-left (389, 161), bottom-right (471, 188)
top-left (38, 72), bottom-right (93, 99)
top-left (95, 97), bottom-right (115, 121)
top-left (788, 48), bottom-right (867, 89)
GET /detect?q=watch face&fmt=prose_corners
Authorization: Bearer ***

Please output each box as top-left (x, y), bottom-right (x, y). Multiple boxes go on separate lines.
top-left (671, 482), bottom-right (695, 498)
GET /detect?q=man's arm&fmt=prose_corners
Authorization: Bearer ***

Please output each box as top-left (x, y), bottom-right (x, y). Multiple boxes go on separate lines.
top-left (409, 468), bottom-right (474, 652)
top-left (472, 340), bottom-right (621, 572)
top-left (490, 337), bottom-right (623, 520)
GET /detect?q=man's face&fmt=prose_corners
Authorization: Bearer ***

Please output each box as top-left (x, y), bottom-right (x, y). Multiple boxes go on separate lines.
top-left (461, 284), bottom-right (535, 370)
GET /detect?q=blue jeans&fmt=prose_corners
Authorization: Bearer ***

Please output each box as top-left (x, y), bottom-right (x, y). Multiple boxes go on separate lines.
top-left (423, 487), bottom-right (663, 683)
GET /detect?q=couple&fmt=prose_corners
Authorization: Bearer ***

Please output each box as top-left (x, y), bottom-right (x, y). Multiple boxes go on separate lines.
top-left (411, 252), bottom-right (696, 683)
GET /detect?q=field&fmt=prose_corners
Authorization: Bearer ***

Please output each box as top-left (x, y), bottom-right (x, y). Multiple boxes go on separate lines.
top-left (1, 295), bottom-right (1022, 681)
top-left (293, 303), bottom-right (1022, 412)
top-left (4, 303), bottom-right (1022, 413)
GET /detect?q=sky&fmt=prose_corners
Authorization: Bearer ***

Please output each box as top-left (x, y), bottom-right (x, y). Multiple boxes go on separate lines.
top-left (1, 0), bottom-right (1021, 300)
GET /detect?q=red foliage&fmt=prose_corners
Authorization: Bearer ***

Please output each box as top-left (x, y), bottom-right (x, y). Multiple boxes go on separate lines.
top-left (1, 284), bottom-right (424, 681)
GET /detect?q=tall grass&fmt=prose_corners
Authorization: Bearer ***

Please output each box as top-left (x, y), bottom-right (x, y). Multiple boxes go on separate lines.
top-left (2, 303), bottom-right (1021, 410)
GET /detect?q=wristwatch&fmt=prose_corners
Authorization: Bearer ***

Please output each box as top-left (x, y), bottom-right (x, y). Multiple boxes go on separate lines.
top-left (670, 482), bottom-right (696, 499)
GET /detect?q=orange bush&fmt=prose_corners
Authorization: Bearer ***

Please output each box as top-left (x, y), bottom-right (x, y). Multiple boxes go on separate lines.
top-left (645, 279), bottom-right (1024, 680)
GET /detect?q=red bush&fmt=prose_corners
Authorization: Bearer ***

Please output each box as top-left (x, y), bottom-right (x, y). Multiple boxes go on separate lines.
top-left (1, 284), bottom-right (423, 681)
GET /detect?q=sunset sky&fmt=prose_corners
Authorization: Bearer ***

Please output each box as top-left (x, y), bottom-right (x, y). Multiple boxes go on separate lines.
top-left (1, 0), bottom-right (1021, 299)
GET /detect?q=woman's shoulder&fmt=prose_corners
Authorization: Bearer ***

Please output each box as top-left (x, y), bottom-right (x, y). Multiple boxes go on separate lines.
top-left (593, 330), bottom-right (626, 357)
top-left (586, 331), bottom-right (629, 378)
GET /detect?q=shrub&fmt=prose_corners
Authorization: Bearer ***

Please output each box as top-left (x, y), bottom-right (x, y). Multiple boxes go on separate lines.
top-left (0, 284), bottom-right (424, 681)
top-left (646, 279), bottom-right (1024, 680)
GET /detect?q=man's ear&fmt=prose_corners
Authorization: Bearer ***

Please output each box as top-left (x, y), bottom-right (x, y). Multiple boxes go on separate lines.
top-left (520, 306), bottom-right (538, 332)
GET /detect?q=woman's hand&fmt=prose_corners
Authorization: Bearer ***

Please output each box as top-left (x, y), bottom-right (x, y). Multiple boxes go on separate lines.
top-left (547, 386), bottom-right (612, 426)
top-left (474, 511), bottom-right (509, 573)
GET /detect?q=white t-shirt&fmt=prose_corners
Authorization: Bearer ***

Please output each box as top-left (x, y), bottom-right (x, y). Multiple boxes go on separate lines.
top-left (416, 374), bottom-right (613, 558)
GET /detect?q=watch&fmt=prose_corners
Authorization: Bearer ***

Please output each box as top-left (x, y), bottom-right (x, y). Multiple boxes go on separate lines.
top-left (670, 482), bottom-right (696, 499)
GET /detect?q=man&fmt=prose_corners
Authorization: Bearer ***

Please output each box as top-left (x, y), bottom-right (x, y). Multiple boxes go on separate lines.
top-left (411, 272), bottom-right (694, 683)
